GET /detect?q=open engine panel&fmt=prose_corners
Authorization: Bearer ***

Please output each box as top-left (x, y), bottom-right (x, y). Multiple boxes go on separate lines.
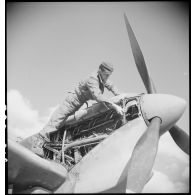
top-left (43, 97), bottom-right (141, 170)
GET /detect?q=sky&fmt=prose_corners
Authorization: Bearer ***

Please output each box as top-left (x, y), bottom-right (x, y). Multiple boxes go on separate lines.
top-left (6, 1), bottom-right (189, 193)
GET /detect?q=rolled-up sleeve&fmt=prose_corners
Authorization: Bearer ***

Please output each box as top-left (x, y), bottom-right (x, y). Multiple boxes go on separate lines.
top-left (105, 79), bottom-right (121, 96)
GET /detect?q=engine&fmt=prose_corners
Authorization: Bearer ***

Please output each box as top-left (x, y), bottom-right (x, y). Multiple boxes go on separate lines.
top-left (43, 96), bottom-right (140, 170)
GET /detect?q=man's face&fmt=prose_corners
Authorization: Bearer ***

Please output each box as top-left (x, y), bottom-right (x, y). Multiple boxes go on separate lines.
top-left (99, 69), bottom-right (112, 83)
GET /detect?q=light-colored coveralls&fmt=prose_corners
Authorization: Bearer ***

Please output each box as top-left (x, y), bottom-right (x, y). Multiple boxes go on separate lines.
top-left (40, 71), bottom-right (120, 138)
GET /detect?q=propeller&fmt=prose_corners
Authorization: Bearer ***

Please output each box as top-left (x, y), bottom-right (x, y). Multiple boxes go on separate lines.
top-left (124, 14), bottom-right (154, 94)
top-left (169, 125), bottom-right (189, 155)
top-left (124, 13), bottom-right (189, 155)
top-left (123, 13), bottom-right (189, 191)
top-left (127, 117), bottom-right (161, 192)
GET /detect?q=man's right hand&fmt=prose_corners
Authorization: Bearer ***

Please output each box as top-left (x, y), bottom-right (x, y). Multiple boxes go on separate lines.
top-left (112, 104), bottom-right (124, 116)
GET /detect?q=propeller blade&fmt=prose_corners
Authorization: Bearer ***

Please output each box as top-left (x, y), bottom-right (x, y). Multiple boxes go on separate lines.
top-left (127, 117), bottom-right (161, 192)
top-left (124, 14), bottom-right (189, 155)
top-left (150, 76), bottom-right (157, 93)
top-left (8, 139), bottom-right (67, 191)
top-left (124, 13), bottom-right (154, 94)
top-left (169, 125), bottom-right (189, 155)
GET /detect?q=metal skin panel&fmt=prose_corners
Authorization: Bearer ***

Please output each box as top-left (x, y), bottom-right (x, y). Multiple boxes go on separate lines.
top-left (65, 102), bottom-right (112, 126)
top-left (55, 117), bottom-right (147, 193)
top-left (63, 93), bottom-right (141, 126)
top-left (8, 139), bottom-right (67, 192)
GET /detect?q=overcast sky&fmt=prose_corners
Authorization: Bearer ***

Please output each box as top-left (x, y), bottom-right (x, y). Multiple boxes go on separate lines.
top-left (6, 1), bottom-right (189, 193)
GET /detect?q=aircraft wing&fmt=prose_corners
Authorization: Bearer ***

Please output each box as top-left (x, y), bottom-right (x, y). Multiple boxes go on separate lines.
top-left (8, 139), bottom-right (68, 192)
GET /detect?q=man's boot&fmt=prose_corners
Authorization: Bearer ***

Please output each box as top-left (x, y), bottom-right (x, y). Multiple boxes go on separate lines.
top-left (20, 133), bottom-right (50, 158)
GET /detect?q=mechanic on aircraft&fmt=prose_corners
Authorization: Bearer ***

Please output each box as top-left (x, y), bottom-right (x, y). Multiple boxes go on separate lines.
top-left (22, 62), bottom-right (123, 157)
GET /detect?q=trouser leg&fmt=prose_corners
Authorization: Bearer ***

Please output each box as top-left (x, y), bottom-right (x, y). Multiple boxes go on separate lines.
top-left (40, 95), bottom-right (82, 138)
top-left (21, 94), bottom-right (83, 157)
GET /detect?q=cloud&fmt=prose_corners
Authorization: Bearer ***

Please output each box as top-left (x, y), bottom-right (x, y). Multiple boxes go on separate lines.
top-left (146, 169), bottom-right (188, 193)
top-left (174, 181), bottom-right (189, 193)
top-left (142, 170), bottom-right (188, 193)
top-left (7, 90), bottom-right (39, 127)
top-left (142, 171), bottom-right (176, 193)
top-left (182, 166), bottom-right (189, 180)
top-left (126, 130), bottom-right (189, 193)
top-left (158, 133), bottom-right (189, 163)
top-left (7, 89), bottom-right (56, 139)
top-left (150, 133), bottom-right (189, 193)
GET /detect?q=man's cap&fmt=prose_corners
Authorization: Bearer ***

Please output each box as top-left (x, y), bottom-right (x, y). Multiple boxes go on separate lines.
top-left (99, 62), bottom-right (114, 72)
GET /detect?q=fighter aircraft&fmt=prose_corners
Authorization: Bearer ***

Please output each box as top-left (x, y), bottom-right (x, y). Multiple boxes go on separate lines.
top-left (8, 14), bottom-right (189, 193)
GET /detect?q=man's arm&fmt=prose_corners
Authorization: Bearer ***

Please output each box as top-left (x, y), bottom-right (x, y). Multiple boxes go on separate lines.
top-left (86, 77), bottom-right (123, 115)
top-left (105, 79), bottom-right (122, 96)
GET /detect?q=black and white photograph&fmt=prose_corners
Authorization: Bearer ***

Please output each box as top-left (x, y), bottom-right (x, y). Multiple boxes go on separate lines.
top-left (6, 1), bottom-right (190, 193)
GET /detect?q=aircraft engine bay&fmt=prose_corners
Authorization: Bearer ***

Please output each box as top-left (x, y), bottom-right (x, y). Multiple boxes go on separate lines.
top-left (43, 97), bottom-right (141, 170)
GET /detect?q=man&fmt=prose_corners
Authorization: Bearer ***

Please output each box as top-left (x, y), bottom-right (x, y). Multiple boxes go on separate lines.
top-left (21, 62), bottom-right (123, 157)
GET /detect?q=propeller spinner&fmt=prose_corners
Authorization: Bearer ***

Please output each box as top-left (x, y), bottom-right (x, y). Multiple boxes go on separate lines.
top-left (140, 94), bottom-right (186, 134)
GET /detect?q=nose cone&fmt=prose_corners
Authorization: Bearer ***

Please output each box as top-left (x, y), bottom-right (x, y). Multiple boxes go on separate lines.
top-left (140, 94), bottom-right (186, 133)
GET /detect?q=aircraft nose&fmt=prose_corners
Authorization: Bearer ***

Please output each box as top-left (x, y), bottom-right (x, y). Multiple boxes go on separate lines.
top-left (140, 94), bottom-right (186, 134)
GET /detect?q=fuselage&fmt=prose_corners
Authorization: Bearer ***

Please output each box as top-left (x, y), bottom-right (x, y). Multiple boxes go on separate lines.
top-left (60, 92), bottom-right (186, 193)
top-left (9, 92), bottom-right (186, 193)
top-left (64, 92), bottom-right (186, 136)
